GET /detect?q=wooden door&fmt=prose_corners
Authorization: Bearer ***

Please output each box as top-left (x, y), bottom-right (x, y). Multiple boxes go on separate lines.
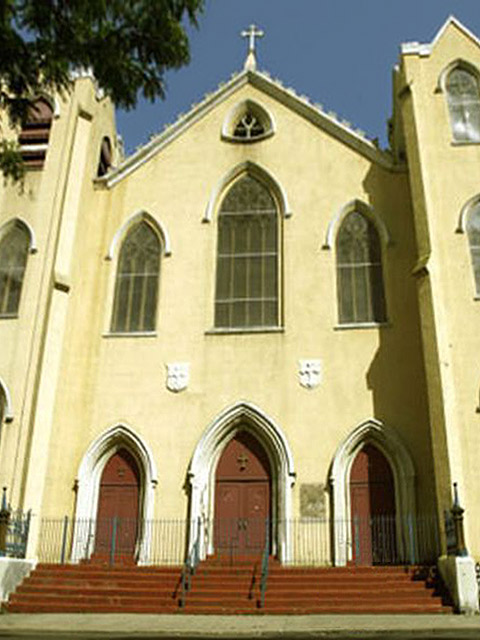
top-left (215, 430), bottom-right (271, 556)
top-left (95, 449), bottom-right (140, 558)
top-left (350, 444), bottom-right (396, 565)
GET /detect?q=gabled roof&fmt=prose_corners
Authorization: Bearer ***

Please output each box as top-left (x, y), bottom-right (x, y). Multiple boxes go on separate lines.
top-left (401, 15), bottom-right (480, 57)
top-left (100, 69), bottom-right (398, 188)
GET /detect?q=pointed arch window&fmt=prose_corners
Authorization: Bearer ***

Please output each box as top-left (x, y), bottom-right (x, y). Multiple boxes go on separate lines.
top-left (97, 137), bottom-right (112, 177)
top-left (446, 67), bottom-right (480, 142)
top-left (215, 176), bottom-right (279, 329)
top-left (0, 222), bottom-right (30, 317)
top-left (111, 221), bottom-right (161, 333)
top-left (466, 200), bottom-right (480, 295)
top-left (336, 211), bottom-right (386, 324)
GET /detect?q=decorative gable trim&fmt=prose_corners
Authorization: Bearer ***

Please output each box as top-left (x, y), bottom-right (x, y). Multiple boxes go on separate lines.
top-left (100, 70), bottom-right (399, 189)
top-left (401, 15), bottom-right (480, 58)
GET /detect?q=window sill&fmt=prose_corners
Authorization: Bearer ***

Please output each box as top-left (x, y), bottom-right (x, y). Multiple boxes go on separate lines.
top-left (206, 326), bottom-right (284, 335)
top-left (102, 331), bottom-right (157, 338)
top-left (0, 314), bottom-right (19, 320)
top-left (451, 140), bottom-right (480, 146)
top-left (334, 322), bottom-right (390, 331)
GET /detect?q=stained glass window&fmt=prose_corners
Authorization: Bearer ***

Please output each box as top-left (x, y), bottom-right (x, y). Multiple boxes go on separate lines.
top-left (111, 222), bottom-right (160, 333)
top-left (0, 222), bottom-right (30, 317)
top-left (447, 68), bottom-right (480, 142)
top-left (336, 212), bottom-right (386, 324)
top-left (466, 202), bottom-right (480, 295)
top-left (215, 176), bottom-right (279, 328)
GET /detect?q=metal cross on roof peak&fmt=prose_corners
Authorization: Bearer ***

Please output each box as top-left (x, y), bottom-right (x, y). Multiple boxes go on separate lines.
top-left (241, 24), bottom-right (264, 71)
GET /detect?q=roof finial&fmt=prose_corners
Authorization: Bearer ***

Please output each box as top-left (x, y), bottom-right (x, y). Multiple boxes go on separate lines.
top-left (241, 24), bottom-right (264, 71)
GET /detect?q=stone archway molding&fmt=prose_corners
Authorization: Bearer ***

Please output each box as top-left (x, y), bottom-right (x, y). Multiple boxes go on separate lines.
top-left (329, 418), bottom-right (416, 566)
top-left (73, 423), bottom-right (158, 564)
top-left (189, 401), bottom-right (296, 563)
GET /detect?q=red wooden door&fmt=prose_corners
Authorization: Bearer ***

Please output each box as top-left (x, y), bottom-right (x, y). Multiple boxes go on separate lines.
top-left (96, 449), bottom-right (140, 558)
top-left (215, 430), bottom-right (271, 556)
top-left (350, 444), bottom-right (396, 565)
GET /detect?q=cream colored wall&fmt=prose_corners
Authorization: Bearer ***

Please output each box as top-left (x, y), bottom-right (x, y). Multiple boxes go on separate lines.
top-left (0, 78), bottom-right (117, 545)
top-left (32, 79), bottom-right (435, 547)
top-left (398, 23), bottom-right (480, 557)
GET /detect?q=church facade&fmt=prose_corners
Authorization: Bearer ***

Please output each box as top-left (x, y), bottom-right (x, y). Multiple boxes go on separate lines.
top-left (1, 17), bottom-right (480, 576)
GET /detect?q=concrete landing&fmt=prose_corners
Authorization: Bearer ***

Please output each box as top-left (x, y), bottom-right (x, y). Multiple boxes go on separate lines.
top-left (0, 613), bottom-right (480, 639)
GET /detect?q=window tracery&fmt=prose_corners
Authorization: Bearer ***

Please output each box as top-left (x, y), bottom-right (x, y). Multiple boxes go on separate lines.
top-left (446, 67), bottom-right (480, 142)
top-left (466, 200), bottom-right (480, 295)
top-left (233, 112), bottom-right (265, 139)
top-left (111, 222), bottom-right (161, 333)
top-left (0, 222), bottom-right (30, 317)
top-left (336, 211), bottom-right (386, 324)
top-left (215, 176), bottom-right (279, 329)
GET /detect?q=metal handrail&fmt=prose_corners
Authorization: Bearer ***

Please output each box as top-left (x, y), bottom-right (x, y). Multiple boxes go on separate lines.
top-left (259, 518), bottom-right (270, 608)
top-left (180, 517), bottom-right (201, 608)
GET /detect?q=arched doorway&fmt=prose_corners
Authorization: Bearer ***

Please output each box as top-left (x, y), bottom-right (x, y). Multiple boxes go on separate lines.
top-left (214, 430), bottom-right (271, 557)
top-left (95, 448), bottom-right (140, 559)
top-left (350, 444), bottom-right (396, 565)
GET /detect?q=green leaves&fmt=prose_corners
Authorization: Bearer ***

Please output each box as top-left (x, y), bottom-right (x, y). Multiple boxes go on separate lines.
top-left (0, 0), bottom-right (204, 179)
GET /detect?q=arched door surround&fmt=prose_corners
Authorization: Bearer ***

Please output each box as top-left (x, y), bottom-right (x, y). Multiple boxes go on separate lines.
top-left (189, 402), bottom-right (296, 563)
top-left (350, 444), bottom-right (396, 565)
top-left (73, 424), bottom-right (158, 564)
top-left (215, 430), bottom-right (271, 556)
top-left (329, 419), bottom-right (416, 566)
top-left (95, 448), bottom-right (141, 558)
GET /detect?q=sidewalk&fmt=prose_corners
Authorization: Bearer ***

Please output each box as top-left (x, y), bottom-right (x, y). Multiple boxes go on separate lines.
top-left (1, 613), bottom-right (480, 639)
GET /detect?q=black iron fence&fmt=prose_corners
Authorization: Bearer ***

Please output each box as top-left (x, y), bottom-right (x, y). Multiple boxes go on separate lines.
top-left (36, 513), bottom-right (440, 567)
top-left (0, 509), bottom-right (31, 559)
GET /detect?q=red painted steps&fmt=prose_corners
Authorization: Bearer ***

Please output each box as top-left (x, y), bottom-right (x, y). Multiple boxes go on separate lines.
top-left (5, 563), bottom-right (184, 614)
top-left (180, 560), bottom-right (453, 614)
top-left (3, 560), bottom-right (454, 614)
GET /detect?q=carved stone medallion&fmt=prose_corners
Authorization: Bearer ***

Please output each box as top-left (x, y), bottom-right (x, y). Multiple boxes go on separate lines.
top-left (298, 359), bottom-right (322, 389)
top-left (166, 362), bottom-right (190, 393)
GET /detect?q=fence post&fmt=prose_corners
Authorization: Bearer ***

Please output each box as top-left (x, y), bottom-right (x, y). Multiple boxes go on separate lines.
top-left (60, 516), bottom-right (69, 564)
top-left (110, 517), bottom-right (118, 566)
top-left (354, 516), bottom-right (360, 566)
top-left (407, 513), bottom-right (416, 565)
top-left (451, 482), bottom-right (468, 557)
top-left (0, 487), bottom-right (10, 557)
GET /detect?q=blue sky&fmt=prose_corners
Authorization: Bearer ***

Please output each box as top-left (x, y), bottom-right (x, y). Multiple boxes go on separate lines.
top-left (116, 1), bottom-right (480, 154)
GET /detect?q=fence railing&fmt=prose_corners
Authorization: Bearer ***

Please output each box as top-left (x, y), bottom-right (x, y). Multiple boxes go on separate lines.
top-left (0, 509), bottom-right (31, 559)
top-left (35, 513), bottom-right (440, 567)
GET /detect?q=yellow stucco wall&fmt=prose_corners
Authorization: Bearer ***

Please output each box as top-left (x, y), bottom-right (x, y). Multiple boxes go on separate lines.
top-left (4, 19), bottom-right (480, 563)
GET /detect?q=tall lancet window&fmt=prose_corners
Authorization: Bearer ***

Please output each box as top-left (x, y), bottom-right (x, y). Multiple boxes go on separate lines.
top-left (466, 201), bottom-right (480, 295)
top-left (215, 176), bottom-right (279, 329)
top-left (446, 67), bottom-right (480, 142)
top-left (0, 222), bottom-right (30, 317)
top-left (111, 222), bottom-right (161, 333)
top-left (336, 211), bottom-right (386, 324)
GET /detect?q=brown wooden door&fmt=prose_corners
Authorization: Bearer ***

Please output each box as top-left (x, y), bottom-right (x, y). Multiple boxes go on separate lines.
top-left (350, 444), bottom-right (396, 565)
top-left (95, 449), bottom-right (140, 558)
top-left (215, 430), bottom-right (271, 556)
